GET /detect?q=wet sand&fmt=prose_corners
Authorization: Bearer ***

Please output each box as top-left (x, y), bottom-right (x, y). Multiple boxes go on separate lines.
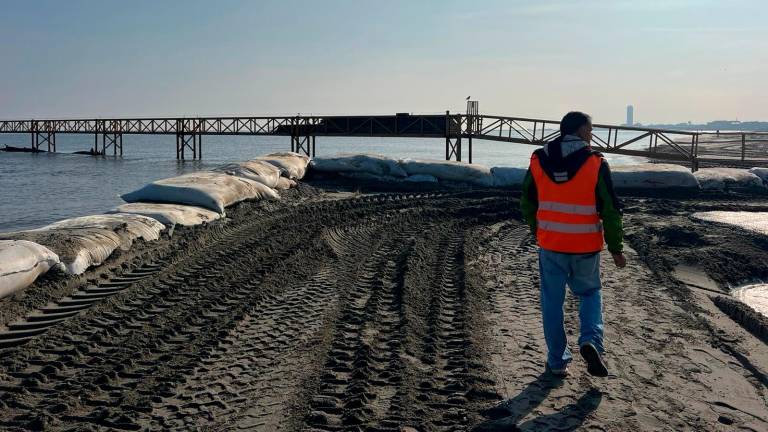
top-left (0, 179), bottom-right (767, 431)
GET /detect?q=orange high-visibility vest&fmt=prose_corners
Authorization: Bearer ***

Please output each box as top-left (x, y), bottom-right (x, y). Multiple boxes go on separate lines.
top-left (530, 153), bottom-right (604, 253)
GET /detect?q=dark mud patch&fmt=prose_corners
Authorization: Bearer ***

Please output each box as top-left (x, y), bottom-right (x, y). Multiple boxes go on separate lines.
top-left (655, 226), bottom-right (711, 247)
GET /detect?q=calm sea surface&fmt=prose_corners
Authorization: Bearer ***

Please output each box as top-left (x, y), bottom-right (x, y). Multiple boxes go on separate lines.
top-left (0, 132), bottom-right (649, 232)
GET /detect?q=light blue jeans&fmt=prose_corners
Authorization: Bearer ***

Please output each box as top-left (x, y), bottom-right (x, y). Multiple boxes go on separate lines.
top-left (539, 248), bottom-right (604, 369)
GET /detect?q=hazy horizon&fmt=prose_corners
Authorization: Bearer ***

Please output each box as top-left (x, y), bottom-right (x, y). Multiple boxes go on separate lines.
top-left (1, 0), bottom-right (766, 125)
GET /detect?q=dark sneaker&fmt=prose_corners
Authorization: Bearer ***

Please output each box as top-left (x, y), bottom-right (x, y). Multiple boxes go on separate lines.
top-left (580, 343), bottom-right (608, 377)
top-left (545, 363), bottom-right (569, 377)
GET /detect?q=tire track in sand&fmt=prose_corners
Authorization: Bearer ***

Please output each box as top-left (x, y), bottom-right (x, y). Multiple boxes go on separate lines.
top-left (0, 191), bottom-right (516, 431)
top-left (304, 223), bottom-right (418, 430)
top-left (151, 222), bottom-right (387, 431)
top-left (0, 223), bottom-right (322, 430)
top-left (412, 229), bottom-right (489, 431)
top-left (304, 220), bottom-right (499, 431)
top-left (0, 197), bottom-right (369, 430)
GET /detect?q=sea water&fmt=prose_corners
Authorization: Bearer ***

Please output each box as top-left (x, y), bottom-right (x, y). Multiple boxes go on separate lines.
top-left (0, 131), bottom-right (648, 232)
top-left (732, 284), bottom-right (768, 318)
top-left (691, 211), bottom-right (768, 317)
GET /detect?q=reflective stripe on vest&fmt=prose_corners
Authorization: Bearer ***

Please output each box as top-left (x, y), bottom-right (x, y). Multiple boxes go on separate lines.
top-left (538, 201), bottom-right (598, 216)
top-left (537, 220), bottom-right (603, 234)
top-left (530, 152), bottom-right (604, 253)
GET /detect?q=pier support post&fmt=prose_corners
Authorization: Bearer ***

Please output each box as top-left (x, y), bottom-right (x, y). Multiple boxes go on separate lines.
top-left (445, 135), bottom-right (462, 161)
top-left (101, 133), bottom-right (123, 156)
top-left (741, 133), bottom-right (746, 161)
top-left (31, 131), bottom-right (56, 152)
top-left (290, 116), bottom-right (312, 156)
top-left (466, 100), bottom-right (479, 164)
top-left (176, 133), bottom-right (202, 160)
top-left (468, 135), bottom-right (472, 164)
top-left (291, 134), bottom-right (312, 156)
top-left (445, 111), bottom-right (461, 161)
top-left (689, 134), bottom-right (699, 172)
top-left (176, 119), bottom-right (203, 160)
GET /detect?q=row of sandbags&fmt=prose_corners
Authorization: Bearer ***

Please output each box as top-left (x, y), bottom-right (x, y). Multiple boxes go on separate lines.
top-left (694, 167), bottom-right (767, 190)
top-left (310, 153), bottom-right (709, 190)
top-left (0, 152), bottom-right (310, 299)
top-left (0, 213), bottom-right (166, 298)
top-left (603, 165), bottom-right (766, 190)
top-left (121, 153), bottom-right (308, 214)
top-left (121, 171), bottom-right (280, 215)
top-left (311, 153), bottom-right (512, 187)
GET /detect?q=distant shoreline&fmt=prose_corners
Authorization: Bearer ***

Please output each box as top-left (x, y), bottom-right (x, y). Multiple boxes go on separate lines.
top-left (642, 123), bottom-right (768, 132)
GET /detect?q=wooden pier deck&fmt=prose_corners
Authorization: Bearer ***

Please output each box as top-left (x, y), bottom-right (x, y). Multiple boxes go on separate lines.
top-left (1, 108), bottom-right (766, 170)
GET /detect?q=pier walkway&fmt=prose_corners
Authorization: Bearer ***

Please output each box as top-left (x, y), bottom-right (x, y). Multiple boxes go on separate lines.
top-left (1, 105), bottom-right (766, 170)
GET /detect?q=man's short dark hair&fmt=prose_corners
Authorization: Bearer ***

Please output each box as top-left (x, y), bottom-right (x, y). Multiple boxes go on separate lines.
top-left (560, 111), bottom-right (591, 135)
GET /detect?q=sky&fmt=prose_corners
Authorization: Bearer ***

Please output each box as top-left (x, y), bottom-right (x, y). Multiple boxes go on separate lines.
top-left (0, 0), bottom-right (766, 124)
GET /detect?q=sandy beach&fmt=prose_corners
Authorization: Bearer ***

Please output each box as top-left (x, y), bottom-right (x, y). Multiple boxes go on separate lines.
top-left (0, 177), bottom-right (767, 431)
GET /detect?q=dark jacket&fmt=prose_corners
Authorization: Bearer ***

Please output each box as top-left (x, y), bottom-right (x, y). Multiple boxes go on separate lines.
top-left (520, 134), bottom-right (624, 254)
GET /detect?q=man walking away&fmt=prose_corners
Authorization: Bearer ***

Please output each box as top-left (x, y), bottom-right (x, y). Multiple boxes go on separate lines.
top-left (520, 111), bottom-right (626, 377)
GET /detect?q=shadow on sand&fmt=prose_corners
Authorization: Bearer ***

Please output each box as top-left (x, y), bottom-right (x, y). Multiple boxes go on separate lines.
top-left (471, 372), bottom-right (602, 431)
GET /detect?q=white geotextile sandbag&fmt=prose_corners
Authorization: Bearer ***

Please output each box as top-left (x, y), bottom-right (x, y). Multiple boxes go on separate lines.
top-left (258, 152), bottom-right (311, 180)
top-left (404, 174), bottom-right (439, 183)
top-left (337, 171), bottom-right (402, 183)
top-left (274, 177), bottom-right (297, 190)
top-left (0, 240), bottom-right (61, 298)
top-left (491, 167), bottom-right (527, 187)
top-left (748, 167), bottom-right (768, 185)
top-left (109, 203), bottom-right (222, 227)
top-left (610, 164), bottom-right (699, 189)
top-left (43, 214), bottom-right (164, 239)
top-left (398, 158), bottom-right (494, 187)
top-left (213, 160), bottom-right (283, 188)
top-left (694, 168), bottom-right (764, 190)
top-left (311, 153), bottom-right (408, 178)
top-left (2, 214), bottom-right (165, 275)
top-left (121, 171), bottom-right (279, 214)
top-left (43, 214), bottom-right (165, 274)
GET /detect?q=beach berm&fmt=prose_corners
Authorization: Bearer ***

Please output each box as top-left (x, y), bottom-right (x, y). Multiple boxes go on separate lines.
top-left (0, 155), bottom-right (767, 431)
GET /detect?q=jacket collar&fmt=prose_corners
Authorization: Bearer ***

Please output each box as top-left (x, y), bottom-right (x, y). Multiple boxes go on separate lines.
top-left (543, 134), bottom-right (586, 158)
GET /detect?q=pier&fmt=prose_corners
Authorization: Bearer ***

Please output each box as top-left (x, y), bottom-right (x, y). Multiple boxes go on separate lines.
top-left (1, 103), bottom-right (767, 170)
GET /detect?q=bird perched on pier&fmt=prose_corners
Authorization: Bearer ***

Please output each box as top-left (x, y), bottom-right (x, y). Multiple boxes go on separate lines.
top-left (466, 96), bottom-right (471, 100)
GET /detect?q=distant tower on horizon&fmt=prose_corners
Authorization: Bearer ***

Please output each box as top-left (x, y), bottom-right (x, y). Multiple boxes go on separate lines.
top-left (626, 105), bottom-right (634, 126)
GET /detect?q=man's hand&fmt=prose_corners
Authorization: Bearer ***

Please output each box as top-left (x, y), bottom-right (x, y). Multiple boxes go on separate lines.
top-left (611, 253), bottom-right (627, 268)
